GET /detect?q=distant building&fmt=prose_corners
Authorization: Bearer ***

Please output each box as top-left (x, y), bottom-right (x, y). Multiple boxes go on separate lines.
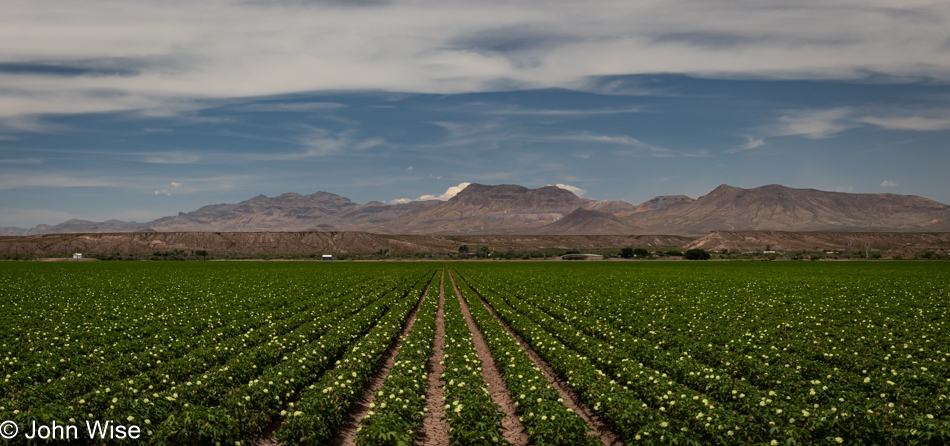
top-left (763, 251), bottom-right (776, 254)
top-left (561, 253), bottom-right (604, 261)
top-left (72, 253), bottom-right (82, 259)
top-left (321, 254), bottom-right (336, 261)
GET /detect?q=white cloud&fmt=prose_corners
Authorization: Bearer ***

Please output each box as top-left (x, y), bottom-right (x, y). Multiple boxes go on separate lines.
top-left (2, 0), bottom-right (950, 119)
top-left (774, 108), bottom-right (857, 139)
top-left (155, 181), bottom-right (184, 196)
top-left (880, 180), bottom-right (898, 188)
top-left (728, 134), bottom-right (765, 152)
top-left (859, 115), bottom-right (950, 131)
top-left (554, 183), bottom-right (586, 196)
top-left (391, 182), bottom-right (471, 203)
top-left (769, 108), bottom-right (950, 140)
top-left (406, 166), bottom-right (413, 171)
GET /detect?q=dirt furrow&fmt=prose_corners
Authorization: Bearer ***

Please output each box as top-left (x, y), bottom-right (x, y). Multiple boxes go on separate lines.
top-left (331, 272), bottom-right (436, 445)
top-left (448, 271), bottom-right (530, 446)
top-left (454, 273), bottom-right (622, 446)
top-left (417, 269), bottom-right (450, 446)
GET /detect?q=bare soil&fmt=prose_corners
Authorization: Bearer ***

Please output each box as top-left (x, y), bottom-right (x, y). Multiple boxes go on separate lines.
top-left (417, 270), bottom-right (450, 446)
top-left (448, 271), bottom-right (529, 446)
top-left (331, 274), bottom-right (435, 446)
top-left (453, 274), bottom-right (622, 446)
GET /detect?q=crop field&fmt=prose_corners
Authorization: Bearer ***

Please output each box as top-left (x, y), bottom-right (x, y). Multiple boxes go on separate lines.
top-left (0, 261), bottom-right (948, 445)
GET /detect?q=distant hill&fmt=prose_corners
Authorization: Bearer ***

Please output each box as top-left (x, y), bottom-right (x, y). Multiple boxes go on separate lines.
top-left (622, 184), bottom-right (950, 235)
top-left (3, 183), bottom-right (950, 236)
top-left (532, 208), bottom-right (637, 235)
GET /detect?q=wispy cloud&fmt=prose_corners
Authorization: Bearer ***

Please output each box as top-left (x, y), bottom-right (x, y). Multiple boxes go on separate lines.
top-left (487, 106), bottom-right (643, 116)
top-left (233, 102), bottom-right (347, 112)
top-left (770, 107), bottom-right (950, 139)
top-left (241, 128), bottom-right (384, 160)
top-left (1, 0), bottom-right (949, 120)
top-left (144, 152), bottom-right (201, 164)
top-left (552, 132), bottom-right (697, 157)
top-left (859, 114), bottom-right (950, 131)
top-left (0, 158), bottom-right (42, 164)
top-left (774, 108), bottom-right (857, 139)
top-left (728, 134), bottom-right (765, 153)
top-left (0, 173), bottom-right (114, 190)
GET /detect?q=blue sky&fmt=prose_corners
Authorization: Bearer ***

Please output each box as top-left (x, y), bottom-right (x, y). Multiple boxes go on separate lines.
top-left (1, 0), bottom-right (950, 227)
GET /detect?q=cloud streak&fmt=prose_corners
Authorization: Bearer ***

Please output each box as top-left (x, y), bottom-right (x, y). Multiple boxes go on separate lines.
top-left (2, 0), bottom-right (950, 119)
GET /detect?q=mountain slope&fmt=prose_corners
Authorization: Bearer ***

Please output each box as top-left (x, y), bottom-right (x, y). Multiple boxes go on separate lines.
top-left (533, 208), bottom-right (638, 235)
top-left (362, 183), bottom-right (593, 234)
top-left (625, 184), bottom-right (950, 235)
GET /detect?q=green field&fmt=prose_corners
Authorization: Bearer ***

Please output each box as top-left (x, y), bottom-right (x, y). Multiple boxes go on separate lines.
top-left (0, 261), bottom-right (947, 445)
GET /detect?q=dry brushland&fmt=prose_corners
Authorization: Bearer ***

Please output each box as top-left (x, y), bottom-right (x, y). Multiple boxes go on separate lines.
top-left (1, 230), bottom-right (948, 261)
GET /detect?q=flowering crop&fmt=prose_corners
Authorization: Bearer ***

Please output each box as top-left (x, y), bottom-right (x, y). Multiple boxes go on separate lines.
top-left (275, 273), bottom-right (432, 445)
top-left (452, 271), bottom-right (600, 446)
top-left (0, 262), bottom-right (434, 445)
top-left (438, 272), bottom-right (509, 445)
top-left (455, 262), bottom-right (950, 445)
top-left (356, 274), bottom-right (440, 446)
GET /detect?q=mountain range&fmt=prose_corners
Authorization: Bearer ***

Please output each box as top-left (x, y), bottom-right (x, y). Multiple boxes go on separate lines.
top-left (3, 183), bottom-right (950, 236)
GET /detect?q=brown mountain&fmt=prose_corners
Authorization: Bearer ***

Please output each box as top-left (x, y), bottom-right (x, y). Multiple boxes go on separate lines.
top-left (3, 183), bottom-right (949, 236)
top-left (624, 184), bottom-right (950, 235)
top-left (532, 208), bottom-right (638, 235)
top-left (146, 191), bottom-right (432, 232)
top-left (362, 183), bottom-right (593, 234)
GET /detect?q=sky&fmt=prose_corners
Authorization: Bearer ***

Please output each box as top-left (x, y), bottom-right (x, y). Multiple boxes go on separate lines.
top-left (2, 0), bottom-right (950, 228)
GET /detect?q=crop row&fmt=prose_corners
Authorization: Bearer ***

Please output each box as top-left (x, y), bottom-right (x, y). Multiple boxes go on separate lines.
top-left (450, 270), bottom-right (599, 446)
top-left (356, 271), bottom-right (440, 446)
top-left (439, 271), bottom-right (508, 445)
top-left (274, 271), bottom-right (433, 445)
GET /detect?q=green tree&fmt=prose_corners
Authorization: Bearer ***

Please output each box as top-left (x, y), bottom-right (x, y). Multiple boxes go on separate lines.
top-left (458, 245), bottom-right (470, 258)
top-left (683, 249), bottom-right (710, 260)
top-left (633, 248), bottom-right (650, 257)
top-left (620, 247), bottom-right (634, 258)
top-left (666, 249), bottom-right (684, 257)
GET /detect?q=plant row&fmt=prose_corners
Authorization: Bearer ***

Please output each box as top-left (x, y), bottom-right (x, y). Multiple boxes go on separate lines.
top-left (450, 271), bottom-right (600, 446)
top-left (438, 273), bottom-right (509, 445)
top-left (274, 271), bottom-right (434, 445)
top-left (356, 272), bottom-right (440, 446)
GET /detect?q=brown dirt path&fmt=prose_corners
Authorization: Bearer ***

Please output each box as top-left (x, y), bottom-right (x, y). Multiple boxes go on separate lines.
top-left (448, 271), bottom-right (529, 446)
top-left (453, 273), bottom-right (623, 446)
top-left (416, 269), bottom-right (450, 446)
top-left (331, 272), bottom-right (436, 445)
